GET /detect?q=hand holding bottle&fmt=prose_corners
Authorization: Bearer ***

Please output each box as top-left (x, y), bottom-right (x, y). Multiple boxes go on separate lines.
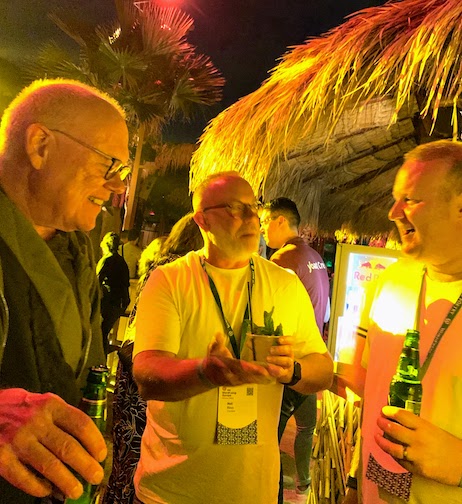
top-left (0, 388), bottom-right (106, 500)
top-left (375, 405), bottom-right (462, 487)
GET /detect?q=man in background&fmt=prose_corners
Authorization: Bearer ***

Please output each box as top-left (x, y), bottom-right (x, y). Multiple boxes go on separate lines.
top-left (260, 197), bottom-right (330, 501)
top-left (133, 172), bottom-right (333, 504)
top-left (0, 78), bottom-right (130, 503)
top-left (97, 231), bottom-right (130, 353)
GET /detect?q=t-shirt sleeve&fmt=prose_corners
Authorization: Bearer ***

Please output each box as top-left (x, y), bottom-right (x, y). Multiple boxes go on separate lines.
top-left (133, 266), bottom-right (181, 357)
top-left (290, 274), bottom-right (328, 358)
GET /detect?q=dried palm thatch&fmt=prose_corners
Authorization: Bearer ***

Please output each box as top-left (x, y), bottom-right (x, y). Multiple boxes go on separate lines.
top-left (190, 0), bottom-right (462, 234)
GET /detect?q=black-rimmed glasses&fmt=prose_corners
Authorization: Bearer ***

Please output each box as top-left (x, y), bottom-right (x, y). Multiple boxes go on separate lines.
top-left (202, 201), bottom-right (263, 219)
top-left (49, 128), bottom-right (131, 181)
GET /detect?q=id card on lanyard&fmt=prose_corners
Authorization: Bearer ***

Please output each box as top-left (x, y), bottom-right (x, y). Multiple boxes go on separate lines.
top-left (202, 257), bottom-right (259, 444)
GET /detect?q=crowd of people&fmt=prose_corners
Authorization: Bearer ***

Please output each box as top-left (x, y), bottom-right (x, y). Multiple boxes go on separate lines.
top-left (0, 77), bottom-right (461, 504)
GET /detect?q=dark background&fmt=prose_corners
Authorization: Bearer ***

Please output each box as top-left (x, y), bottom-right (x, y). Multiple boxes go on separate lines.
top-left (0, 0), bottom-right (387, 141)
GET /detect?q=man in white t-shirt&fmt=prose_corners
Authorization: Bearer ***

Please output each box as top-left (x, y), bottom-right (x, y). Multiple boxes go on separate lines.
top-left (335, 140), bottom-right (462, 503)
top-left (132, 172), bottom-right (333, 504)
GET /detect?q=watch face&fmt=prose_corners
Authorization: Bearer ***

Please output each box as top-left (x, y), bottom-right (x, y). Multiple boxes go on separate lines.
top-left (288, 361), bottom-right (301, 386)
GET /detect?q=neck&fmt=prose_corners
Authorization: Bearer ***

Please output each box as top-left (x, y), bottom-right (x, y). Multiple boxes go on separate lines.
top-left (276, 230), bottom-right (298, 249)
top-left (203, 246), bottom-right (250, 269)
top-left (34, 226), bottom-right (57, 241)
top-left (426, 267), bottom-right (462, 283)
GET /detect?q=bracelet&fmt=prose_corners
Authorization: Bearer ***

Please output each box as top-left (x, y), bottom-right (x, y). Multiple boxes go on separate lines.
top-left (197, 359), bottom-right (215, 389)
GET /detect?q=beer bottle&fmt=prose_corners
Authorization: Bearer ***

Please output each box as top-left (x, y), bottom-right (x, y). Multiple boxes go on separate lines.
top-left (388, 329), bottom-right (422, 415)
top-left (66, 365), bottom-right (109, 504)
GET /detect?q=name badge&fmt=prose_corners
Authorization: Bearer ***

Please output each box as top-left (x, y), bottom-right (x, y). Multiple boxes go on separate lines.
top-left (217, 385), bottom-right (258, 445)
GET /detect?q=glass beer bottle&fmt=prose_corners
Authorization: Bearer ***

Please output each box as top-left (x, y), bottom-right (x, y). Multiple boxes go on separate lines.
top-left (66, 365), bottom-right (109, 504)
top-left (388, 329), bottom-right (422, 415)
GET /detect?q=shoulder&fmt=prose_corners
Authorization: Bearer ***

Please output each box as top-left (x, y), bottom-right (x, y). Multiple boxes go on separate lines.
top-left (254, 253), bottom-right (299, 283)
top-left (379, 258), bottom-right (423, 284)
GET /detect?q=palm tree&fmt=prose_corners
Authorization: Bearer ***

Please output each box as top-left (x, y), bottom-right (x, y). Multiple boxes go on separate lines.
top-left (25, 0), bottom-right (224, 229)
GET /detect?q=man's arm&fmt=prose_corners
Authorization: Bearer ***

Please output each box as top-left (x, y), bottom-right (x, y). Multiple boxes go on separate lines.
top-left (0, 388), bottom-right (106, 499)
top-left (292, 351), bottom-right (333, 394)
top-left (330, 332), bottom-right (367, 399)
top-left (133, 330), bottom-right (294, 402)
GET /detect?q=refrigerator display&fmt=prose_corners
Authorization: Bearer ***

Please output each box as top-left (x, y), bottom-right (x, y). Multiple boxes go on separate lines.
top-left (328, 243), bottom-right (401, 363)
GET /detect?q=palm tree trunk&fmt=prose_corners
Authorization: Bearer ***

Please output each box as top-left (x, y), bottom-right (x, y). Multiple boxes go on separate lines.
top-left (123, 121), bottom-right (146, 230)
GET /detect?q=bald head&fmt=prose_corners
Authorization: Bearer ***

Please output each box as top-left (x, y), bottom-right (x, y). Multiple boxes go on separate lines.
top-left (192, 171), bottom-right (245, 211)
top-left (0, 78), bottom-right (125, 161)
top-left (0, 78), bottom-right (129, 232)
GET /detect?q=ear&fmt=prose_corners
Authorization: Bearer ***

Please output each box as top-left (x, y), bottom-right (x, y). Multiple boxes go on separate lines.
top-left (193, 211), bottom-right (210, 232)
top-left (25, 123), bottom-right (50, 170)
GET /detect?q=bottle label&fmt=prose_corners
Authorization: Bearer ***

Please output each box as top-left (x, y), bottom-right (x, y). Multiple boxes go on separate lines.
top-left (404, 399), bottom-right (421, 415)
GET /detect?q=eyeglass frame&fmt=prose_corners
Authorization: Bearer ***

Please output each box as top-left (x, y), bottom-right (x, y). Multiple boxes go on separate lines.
top-left (202, 201), bottom-right (263, 219)
top-left (259, 214), bottom-right (279, 226)
top-left (47, 128), bottom-right (132, 181)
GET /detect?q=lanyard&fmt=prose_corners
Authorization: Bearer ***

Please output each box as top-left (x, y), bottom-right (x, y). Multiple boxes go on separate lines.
top-left (416, 270), bottom-right (462, 380)
top-left (201, 257), bottom-right (255, 359)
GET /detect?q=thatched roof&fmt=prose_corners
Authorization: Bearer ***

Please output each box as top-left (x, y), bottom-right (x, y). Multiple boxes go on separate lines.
top-left (190, 0), bottom-right (462, 234)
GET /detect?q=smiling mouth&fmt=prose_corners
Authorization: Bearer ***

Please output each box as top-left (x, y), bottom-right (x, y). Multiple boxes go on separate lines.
top-left (88, 196), bottom-right (105, 206)
top-left (402, 227), bottom-right (415, 236)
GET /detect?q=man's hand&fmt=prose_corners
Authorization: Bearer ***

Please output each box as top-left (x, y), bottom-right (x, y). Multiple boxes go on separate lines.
top-left (376, 405), bottom-right (462, 486)
top-left (264, 335), bottom-right (295, 384)
top-left (204, 333), bottom-right (276, 386)
top-left (0, 389), bottom-right (107, 499)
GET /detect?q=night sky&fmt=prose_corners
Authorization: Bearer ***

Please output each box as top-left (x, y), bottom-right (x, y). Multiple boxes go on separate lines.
top-left (0, 0), bottom-right (387, 141)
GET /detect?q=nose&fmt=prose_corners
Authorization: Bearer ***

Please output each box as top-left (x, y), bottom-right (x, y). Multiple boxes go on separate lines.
top-left (104, 174), bottom-right (126, 195)
top-left (388, 200), bottom-right (404, 222)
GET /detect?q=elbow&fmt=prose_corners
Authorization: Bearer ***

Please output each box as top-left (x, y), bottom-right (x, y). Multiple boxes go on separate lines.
top-left (314, 354), bottom-right (335, 392)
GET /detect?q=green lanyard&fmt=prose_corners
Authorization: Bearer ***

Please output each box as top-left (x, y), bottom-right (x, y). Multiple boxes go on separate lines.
top-left (416, 271), bottom-right (462, 380)
top-left (201, 257), bottom-right (255, 359)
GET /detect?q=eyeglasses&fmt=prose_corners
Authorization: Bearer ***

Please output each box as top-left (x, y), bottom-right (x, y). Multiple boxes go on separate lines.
top-left (48, 128), bottom-right (132, 182)
top-left (259, 215), bottom-right (278, 226)
top-left (202, 201), bottom-right (263, 219)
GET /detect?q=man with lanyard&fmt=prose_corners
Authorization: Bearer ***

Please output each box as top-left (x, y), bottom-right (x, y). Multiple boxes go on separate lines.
top-left (335, 140), bottom-right (462, 503)
top-left (260, 197), bottom-right (330, 500)
top-left (132, 172), bottom-right (333, 504)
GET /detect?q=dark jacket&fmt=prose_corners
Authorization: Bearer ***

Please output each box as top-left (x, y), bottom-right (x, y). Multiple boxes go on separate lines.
top-left (0, 190), bottom-right (105, 504)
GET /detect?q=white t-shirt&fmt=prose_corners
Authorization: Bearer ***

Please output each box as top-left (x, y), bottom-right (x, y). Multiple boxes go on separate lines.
top-left (133, 251), bottom-right (326, 504)
top-left (360, 259), bottom-right (462, 503)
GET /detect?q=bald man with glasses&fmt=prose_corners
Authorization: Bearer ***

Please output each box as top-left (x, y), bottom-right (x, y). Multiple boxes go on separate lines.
top-left (0, 79), bottom-right (130, 504)
top-left (132, 172), bottom-right (333, 504)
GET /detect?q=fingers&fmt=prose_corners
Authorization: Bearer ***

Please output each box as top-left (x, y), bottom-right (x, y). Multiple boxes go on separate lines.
top-left (39, 423), bottom-right (105, 487)
top-left (205, 356), bottom-right (273, 386)
top-left (0, 390), bottom-right (106, 499)
top-left (13, 427), bottom-right (85, 500)
top-left (0, 444), bottom-right (52, 498)
top-left (52, 404), bottom-right (107, 462)
top-left (374, 432), bottom-right (413, 474)
top-left (208, 333), bottom-right (233, 359)
top-left (381, 406), bottom-right (419, 429)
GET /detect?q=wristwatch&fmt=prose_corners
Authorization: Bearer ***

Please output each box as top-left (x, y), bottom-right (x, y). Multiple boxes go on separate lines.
top-left (286, 360), bottom-right (302, 386)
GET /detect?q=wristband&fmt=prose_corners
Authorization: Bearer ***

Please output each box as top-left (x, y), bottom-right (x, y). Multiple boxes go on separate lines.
top-left (197, 359), bottom-right (215, 389)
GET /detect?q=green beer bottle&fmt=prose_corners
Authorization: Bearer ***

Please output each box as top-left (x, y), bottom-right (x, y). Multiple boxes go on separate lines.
top-left (66, 365), bottom-right (109, 504)
top-left (388, 329), bottom-right (422, 415)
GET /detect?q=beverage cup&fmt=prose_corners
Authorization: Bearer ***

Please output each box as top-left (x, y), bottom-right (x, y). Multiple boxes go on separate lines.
top-left (247, 333), bottom-right (280, 365)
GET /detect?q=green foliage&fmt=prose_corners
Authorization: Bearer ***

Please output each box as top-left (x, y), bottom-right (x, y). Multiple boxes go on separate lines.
top-left (25, 1), bottom-right (224, 136)
top-left (251, 307), bottom-right (283, 336)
